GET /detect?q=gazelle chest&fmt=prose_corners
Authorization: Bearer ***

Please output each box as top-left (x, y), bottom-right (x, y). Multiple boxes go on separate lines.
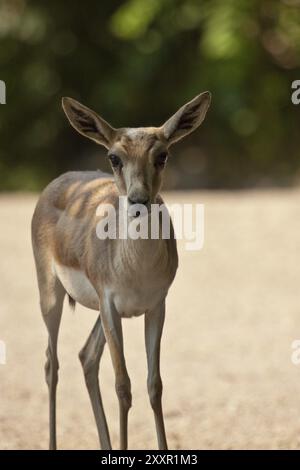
top-left (110, 272), bottom-right (169, 318)
top-left (109, 239), bottom-right (176, 317)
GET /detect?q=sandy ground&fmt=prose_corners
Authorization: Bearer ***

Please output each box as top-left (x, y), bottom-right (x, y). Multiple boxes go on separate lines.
top-left (1, 189), bottom-right (300, 450)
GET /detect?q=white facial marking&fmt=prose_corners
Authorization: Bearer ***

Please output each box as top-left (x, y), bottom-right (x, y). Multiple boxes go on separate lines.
top-left (125, 128), bottom-right (147, 138)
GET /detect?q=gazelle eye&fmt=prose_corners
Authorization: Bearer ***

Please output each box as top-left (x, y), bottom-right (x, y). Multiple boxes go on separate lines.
top-left (108, 154), bottom-right (123, 169)
top-left (155, 152), bottom-right (168, 169)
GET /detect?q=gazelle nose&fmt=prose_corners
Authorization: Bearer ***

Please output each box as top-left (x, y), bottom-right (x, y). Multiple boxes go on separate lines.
top-left (128, 196), bottom-right (149, 206)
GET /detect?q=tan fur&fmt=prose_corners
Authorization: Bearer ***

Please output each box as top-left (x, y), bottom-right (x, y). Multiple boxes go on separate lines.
top-left (32, 169), bottom-right (177, 309)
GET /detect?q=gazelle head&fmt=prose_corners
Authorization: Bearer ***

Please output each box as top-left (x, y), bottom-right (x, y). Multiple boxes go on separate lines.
top-left (62, 92), bottom-right (211, 210)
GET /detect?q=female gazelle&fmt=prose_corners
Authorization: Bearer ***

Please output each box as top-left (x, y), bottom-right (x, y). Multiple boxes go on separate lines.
top-left (31, 91), bottom-right (211, 450)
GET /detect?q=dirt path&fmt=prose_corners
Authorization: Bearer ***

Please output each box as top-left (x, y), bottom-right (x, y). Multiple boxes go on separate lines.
top-left (1, 190), bottom-right (300, 450)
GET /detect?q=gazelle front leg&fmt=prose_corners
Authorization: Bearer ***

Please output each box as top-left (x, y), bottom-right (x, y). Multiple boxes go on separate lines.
top-left (100, 295), bottom-right (132, 450)
top-left (145, 300), bottom-right (168, 450)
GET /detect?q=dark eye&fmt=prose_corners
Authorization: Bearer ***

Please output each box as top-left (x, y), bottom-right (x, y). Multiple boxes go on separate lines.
top-left (108, 154), bottom-right (123, 169)
top-left (155, 152), bottom-right (168, 169)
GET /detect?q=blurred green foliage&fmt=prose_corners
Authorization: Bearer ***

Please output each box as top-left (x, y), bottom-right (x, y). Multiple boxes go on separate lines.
top-left (0, 0), bottom-right (300, 190)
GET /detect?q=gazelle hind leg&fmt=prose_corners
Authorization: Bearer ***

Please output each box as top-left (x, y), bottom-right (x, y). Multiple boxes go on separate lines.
top-left (40, 276), bottom-right (65, 450)
top-left (79, 315), bottom-right (111, 449)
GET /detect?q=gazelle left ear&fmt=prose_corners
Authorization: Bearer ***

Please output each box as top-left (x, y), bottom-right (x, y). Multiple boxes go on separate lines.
top-left (62, 97), bottom-right (116, 149)
top-left (162, 91), bottom-right (211, 146)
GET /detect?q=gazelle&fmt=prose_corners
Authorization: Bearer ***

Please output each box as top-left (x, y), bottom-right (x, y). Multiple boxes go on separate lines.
top-left (31, 91), bottom-right (211, 450)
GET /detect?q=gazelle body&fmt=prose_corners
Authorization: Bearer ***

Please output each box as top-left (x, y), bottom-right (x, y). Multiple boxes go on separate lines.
top-left (31, 92), bottom-right (211, 450)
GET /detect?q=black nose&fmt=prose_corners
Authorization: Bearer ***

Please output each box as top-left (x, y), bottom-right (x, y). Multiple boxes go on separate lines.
top-left (128, 197), bottom-right (149, 206)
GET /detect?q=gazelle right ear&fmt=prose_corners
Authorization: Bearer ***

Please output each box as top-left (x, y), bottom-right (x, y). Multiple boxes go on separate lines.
top-left (162, 91), bottom-right (211, 146)
top-left (62, 97), bottom-right (116, 149)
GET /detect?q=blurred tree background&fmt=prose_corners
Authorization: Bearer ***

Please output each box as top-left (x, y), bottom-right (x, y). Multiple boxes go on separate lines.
top-left (0, 0), bottom-right (299, 190)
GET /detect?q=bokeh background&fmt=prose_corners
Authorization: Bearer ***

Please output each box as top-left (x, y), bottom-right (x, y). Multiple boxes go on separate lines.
top-left (1, 0), bottom-right (300, 451)
top-left (0, 0), bottom-right (300, 190)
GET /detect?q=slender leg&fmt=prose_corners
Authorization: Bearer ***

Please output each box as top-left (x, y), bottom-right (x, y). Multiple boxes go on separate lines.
top-left (41, 278), bottom-right (65, 451)
top-left (100, 295), bottom-right (131, 450)
top-left (79, 315), bottom-right (111, 449)
top-left (145, 300), bottom-right (168, 450)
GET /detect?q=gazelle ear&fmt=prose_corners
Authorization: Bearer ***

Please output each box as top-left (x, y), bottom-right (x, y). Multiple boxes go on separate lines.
top-left (162, 91), bottom-right (211, 146)
top-left (62, 97), bottom-right (116, 149)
